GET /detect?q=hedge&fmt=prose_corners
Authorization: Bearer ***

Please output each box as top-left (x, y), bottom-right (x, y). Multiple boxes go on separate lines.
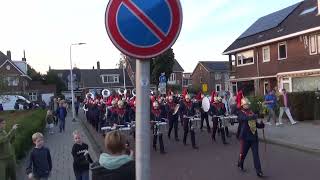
top-left (248, 91), bottom-right (319, 121)
top-left (1, 109), bottom-right (46, 160)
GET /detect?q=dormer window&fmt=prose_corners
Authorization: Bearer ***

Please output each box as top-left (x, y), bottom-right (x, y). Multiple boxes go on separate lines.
top-left (237, 50), bottom-right (254, 66)
top-left (101, 74), bottom-right (119, 83)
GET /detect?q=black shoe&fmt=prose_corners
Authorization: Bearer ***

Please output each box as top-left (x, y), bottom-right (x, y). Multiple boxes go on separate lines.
top-left (257, 171), bottom-right (264, 177)
top-left (192, 146), bottom-right (199, 150)
top-left (237, 162), bottom-right (244, 171)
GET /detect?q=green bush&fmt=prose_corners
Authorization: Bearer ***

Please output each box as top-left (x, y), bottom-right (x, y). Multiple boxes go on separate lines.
top-left (167, 84), bottom-right (182, 93)
top-left (2, 109), bottom-right (46, 160)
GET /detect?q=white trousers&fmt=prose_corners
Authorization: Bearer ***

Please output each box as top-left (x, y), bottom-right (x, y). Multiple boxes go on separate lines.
top-left (278, 107), bottom-right (295, 124)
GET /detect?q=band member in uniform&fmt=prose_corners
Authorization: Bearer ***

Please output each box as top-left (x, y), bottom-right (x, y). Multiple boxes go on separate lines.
top-left (180, 94), bottom-right (198, 149)
top-left (165, 95), bottom-right (179, 141)
top-left (210, 96), bottom-right (229, 144)
top-left (116, 100), bottom-right (127, 125)
top-left (151, 101), bottom-right (166, 154)
top-left (107, 99), bottom-right (118, 126)
top-left (237, 98), bottom-right (264, 177)
top-left (198, 91), bottom-right (211, 133)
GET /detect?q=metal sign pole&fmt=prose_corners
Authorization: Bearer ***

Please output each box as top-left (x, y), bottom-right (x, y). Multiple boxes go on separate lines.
top-left (136, 59), bottom-right (150, 180)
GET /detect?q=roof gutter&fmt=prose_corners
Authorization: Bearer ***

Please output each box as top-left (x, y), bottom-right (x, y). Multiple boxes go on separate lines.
top-left (223, 26), bottom-right (320, 55)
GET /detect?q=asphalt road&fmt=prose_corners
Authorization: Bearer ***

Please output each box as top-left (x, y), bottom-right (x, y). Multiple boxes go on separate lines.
top-left (150, 128), bottom-right (320, 180)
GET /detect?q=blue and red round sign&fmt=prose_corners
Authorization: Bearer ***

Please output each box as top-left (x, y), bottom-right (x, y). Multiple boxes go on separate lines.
top-left (105, 0), bottom-right (183, 59)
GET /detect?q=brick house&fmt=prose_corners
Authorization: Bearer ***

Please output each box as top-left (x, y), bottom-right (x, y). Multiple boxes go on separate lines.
top-left (125, 57), bottom-right (184, 88)
top-left (0, 51), bottom-right (31, 95)
top-left (0, 51), bottom-right (56, 103)
top-left (191, 61), bottom-right (229, 94)
top-left (223, 0), bottom-right (320, 96)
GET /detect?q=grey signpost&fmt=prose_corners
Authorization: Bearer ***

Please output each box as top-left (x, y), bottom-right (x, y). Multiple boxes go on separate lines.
top-left (105, 1), bottom-right (182, 180)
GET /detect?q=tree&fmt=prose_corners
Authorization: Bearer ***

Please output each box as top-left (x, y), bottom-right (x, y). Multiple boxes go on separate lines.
top-left (27, 64), bottom-right (43, 81)
top-left (44, 70), bottom-right (67, 94)
top-left (150, 48), bottom-right (175, 85)
top-left (0, 75), bottom-right (8, 95)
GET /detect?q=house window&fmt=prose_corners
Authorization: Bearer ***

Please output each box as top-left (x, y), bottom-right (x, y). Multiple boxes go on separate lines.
top-left (263, 81), bottom-right (269, 95)
top-left (101, 75), bottom-right (119, 83)
top-left (200, 77), bottom-right (203, 83)
top-left (215, 84), bottom-right (221, 92)
top-left (262, 46), bottom-right (270, 62)
top-left (215, 73), bottom-right (221, 80)
top-left (29, 92), bottom-right (37, 101)
top-left (278, 42), bottom-right (287, 60)
top-left (169, 73), bottom-right (176, 82)
top-left (281, 77), bottom-right (292, 92)
top-left (231, 82), bottom-right (237, 95)
top-left (309, 35), bottom-right (317, 55)
top-left (237, 50), bottom-right (254, 66)
top-left (6, 76), bottom-right (19, 86)
top-left (224, 73), bottom-right (229, 80)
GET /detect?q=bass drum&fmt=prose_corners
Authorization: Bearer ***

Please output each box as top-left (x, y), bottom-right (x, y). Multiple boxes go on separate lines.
top-left (202, 97), bottom-right (210, 112)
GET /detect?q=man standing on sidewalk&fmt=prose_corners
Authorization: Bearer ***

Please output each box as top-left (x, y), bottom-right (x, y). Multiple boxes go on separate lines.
top-left (0, 118), bottom-right (18, 180)
top-left (264, 89), bottom-right (277, 126)
top-left (278, 89), bottom-right (297, 125)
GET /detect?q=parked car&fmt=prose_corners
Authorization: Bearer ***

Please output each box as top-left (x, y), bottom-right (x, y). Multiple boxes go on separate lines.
top-left (0, 95), bottom-right (31, 111)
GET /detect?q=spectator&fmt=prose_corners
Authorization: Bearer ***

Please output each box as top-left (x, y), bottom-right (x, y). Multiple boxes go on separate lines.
top-left (0, 103), bottom-right (3, 111)
top-left (26, 132), bottom-right (52, 180)
top-left (72, 130), bottom-right (93, 180)
top-left (278, 89), bottom-right (297, 125)
top-left (46, 110), bottom-right (55, 134)
top-left (264, 89), bottom-right (277, 125)
top-left (56, 102), bottom-right (67, 133)
top-left (75, 100), bottom-right (80, 117)
top-left (91, 131), bottom-right (135, 180)
top-left (0, 118), bottom-right (18, 180)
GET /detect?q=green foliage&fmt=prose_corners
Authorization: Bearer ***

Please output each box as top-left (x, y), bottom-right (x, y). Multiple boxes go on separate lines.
top-left (27, 64), bottom-right (43, 81)
top-left (150, 48), bottom-right (175, 85)
top-left (0, 75), bottom-right (8, 94)
top-left (3, 109), bottom-right (46, 160)
top-left (44, 70), bottom-right (67, 94)
top-left (188, 85), bottom-right (201, 94)
top-left (247, 96), bottom-right (267, 118)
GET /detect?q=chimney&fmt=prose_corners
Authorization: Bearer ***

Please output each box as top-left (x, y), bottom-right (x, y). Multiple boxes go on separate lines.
top-left (92, 66), bottom-right (95, 69)
top-left (22, 50), bottom-right (26, 61)
top-left (6, 50), bottom-right (11, 60)
top-left (97, 61), bottom-right (100, 70)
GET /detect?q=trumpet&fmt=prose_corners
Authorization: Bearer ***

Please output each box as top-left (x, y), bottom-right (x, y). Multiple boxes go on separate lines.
top-left (86, 92), bottom-right (94, 99)
top-left (132, 88), bottom-right (136, 97)
top-left (118, 88), bottom-right (127, 96)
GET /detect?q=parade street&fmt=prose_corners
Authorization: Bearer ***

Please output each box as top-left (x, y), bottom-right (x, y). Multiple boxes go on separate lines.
top-left (150, 130), bottom-right (320, 180)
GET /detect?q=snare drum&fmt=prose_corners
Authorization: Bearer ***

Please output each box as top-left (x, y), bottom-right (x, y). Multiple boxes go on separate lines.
top-left (219, 116), bottom-right (229, 127)
top-left (156, 122), bottom-right (168, 134)
top-left (119, 127), bottom-right (131, 137)
top-left (190, 117), bottom-right (201, 131)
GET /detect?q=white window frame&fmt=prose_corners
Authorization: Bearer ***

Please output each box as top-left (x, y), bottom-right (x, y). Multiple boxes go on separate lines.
top-left (28, 92), bottom-right (37, 101)
top-left (236, 50), bottom-right (255, 67)
top-left (6, 76), bottom-right (19, 86)
top-left (169, 73), bottom-right (176, 82)
top-left (262, 46), bottom-right (270, 62)
top-left (309, 35), bottom-right (317, 55)
top-left (215, 72), bottom-right (221, 80)
top-left (101, 74), bottom-right (120, 84)
top-left (215, 84), bottom-right (221, 92)
top-left (278, 42), bottom-right (287, 60)
top-left (281, 77), bottom-right (292, 92)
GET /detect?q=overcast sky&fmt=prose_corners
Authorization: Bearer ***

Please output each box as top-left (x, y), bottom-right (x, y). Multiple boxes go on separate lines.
top-left (0, 0), bottom-right (301, 73)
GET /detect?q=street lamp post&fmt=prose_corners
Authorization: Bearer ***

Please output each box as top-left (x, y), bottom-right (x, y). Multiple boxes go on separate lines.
top-left (70, 42), bottom-right (86, 122)
top-left (122, 59), bottom-right (126, 89)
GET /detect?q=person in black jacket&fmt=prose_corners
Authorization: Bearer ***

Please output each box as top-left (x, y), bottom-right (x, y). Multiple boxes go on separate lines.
top-left (72, 130), bottom-right (93, 180)
top-left (91, 130), bottom-right (135, 180)
top-left (237, 98), bottom-right (265, 177)
top-left (26, 132), bottom-right (52, 180)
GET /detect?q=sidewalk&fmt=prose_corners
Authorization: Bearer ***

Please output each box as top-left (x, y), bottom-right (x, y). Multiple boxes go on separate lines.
top-left (228, 118), bottom-right (320, 154)
top-left (16, 113), bottom-right (98, 180)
